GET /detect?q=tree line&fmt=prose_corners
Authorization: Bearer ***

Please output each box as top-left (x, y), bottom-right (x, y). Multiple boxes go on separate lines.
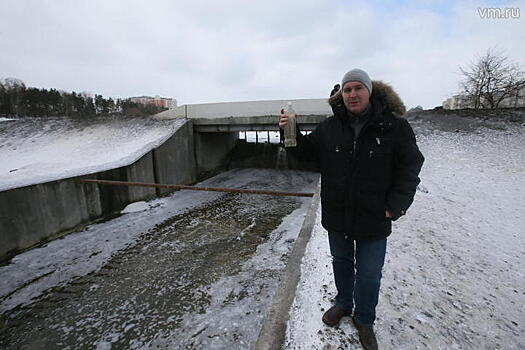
top-left (0, 78), bottom-right (167, 118)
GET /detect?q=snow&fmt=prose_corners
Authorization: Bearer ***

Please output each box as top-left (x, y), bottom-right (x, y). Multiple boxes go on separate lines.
top-left (285, 124), bottom-right (525, 349)
top-left (1, 114), bottom-right (524, 349)
top-left (0, 116), bottom-right (186, 191)
top-left (121, 201), bottom-right (151, 213)
top-left (0, 117), bottom-right (15, 122)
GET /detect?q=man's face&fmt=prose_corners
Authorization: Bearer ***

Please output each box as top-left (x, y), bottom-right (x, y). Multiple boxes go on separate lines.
top-left (342, 81), bottom-right (370, 115)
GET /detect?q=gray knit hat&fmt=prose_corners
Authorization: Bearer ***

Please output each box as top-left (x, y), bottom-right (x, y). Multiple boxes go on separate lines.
top-left (341, 68), bottom-right (372, 96)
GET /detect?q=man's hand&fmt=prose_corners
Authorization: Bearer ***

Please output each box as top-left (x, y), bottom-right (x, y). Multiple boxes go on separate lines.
top-left (385, 210), bottom-right (392, 219)
top-left (279, 113), bottom-right (289, 129)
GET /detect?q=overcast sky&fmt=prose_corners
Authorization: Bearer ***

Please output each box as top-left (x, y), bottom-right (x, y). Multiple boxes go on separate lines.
top-left (1, 0), bottom-right (524, 109)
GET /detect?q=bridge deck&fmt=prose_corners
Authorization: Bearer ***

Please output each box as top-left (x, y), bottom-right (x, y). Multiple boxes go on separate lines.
top-left (155, 98), bottom-right (333, 132)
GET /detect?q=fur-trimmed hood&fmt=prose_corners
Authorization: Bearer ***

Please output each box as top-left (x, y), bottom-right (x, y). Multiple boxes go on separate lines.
top-left (328, 80), bottom-right (406, 116)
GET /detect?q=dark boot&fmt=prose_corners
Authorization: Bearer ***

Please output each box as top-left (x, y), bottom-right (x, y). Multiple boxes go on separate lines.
top-left (322, 305), bottom-right (352, 327)
top-left (352, 316), bottom-right (378, 350)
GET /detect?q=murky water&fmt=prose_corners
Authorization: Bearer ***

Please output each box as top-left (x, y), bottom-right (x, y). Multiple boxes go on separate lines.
top-left (0, 169), bottom-right (319, 349)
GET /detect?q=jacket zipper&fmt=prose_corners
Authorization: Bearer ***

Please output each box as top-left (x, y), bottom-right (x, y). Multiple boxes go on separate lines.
top-left (348, 120), bottom-right (374, 232)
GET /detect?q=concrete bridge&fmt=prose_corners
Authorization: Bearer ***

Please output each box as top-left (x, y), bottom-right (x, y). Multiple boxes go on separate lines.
top-left (155, 98), bottom-right (332, 132)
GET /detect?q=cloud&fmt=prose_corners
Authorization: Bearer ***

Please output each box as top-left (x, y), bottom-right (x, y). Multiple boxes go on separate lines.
top-left (1, 0), bottom-right (523, 108)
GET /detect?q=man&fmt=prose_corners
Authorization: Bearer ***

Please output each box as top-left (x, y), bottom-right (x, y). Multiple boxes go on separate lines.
top-left (330, 83), bottom-right (341, 96)
top-left (279, 69), bottom-right (424, 350)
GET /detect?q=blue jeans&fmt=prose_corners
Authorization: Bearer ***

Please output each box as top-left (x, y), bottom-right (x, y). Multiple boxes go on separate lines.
top-left (328, 232), bottom-right (387, 326)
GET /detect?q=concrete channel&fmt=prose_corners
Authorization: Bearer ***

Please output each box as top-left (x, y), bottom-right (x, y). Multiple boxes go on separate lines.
top-left (0, 119), bottom-right (236, 261)
top-left (0, 169), bottom-right (320, 349)
top-left (0, 99), bottom-right (331, 348)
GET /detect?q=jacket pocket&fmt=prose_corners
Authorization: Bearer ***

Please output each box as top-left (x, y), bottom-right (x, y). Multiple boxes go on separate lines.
top-left (357, 192), bottom-right (387, 220)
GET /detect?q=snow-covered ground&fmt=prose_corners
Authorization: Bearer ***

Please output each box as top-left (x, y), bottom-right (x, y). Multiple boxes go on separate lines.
top-left (0, 116), bottom-right (186, 191)
top-left (1, 114), bottom-right (524, 349)
top-left (286, 123), bottom-right (525, 349)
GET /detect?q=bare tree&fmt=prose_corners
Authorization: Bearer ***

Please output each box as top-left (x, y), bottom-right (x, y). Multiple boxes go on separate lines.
top-left (459, 49), bottom-right (525, 109)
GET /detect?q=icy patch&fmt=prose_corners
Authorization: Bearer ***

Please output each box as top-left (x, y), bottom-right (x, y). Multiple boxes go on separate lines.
top-left (121, 201), bottom-right (151, 214)
top-left (143, 202), bottom-right (310, 349)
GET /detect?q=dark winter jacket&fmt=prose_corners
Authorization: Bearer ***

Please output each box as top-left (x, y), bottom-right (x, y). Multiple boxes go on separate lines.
top-left (289, 81), bottom-right (424, 240)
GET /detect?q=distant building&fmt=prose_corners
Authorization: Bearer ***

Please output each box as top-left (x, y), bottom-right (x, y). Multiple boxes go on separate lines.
top-left (442, 95), bottom-right (472, 109)
top-left (129, 96), bottom-right (177, 110)
top-left (499, 88), bottom-right (525, 108)
top-left (443, 87), bottom-right (525, 109)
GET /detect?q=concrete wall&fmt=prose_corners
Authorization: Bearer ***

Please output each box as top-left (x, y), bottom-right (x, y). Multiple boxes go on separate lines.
top-left (156, 98), bottom-right (332, 119)
top-left (153, 120), bottom-right (197, 196)
top-left (0, 176), bottom-right (102, 260)
top-left (194, 131), bottom-right (238, 179)
top-left (0, 119), bottom-right (201, 262)
top-left (95, 151), bottom-right (157, 215)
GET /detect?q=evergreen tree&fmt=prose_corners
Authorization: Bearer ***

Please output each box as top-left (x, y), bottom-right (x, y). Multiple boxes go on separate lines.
top-left (0, 78), bottom-right (168, 117)
top-left (0, 81), bottom-right (8, 115)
